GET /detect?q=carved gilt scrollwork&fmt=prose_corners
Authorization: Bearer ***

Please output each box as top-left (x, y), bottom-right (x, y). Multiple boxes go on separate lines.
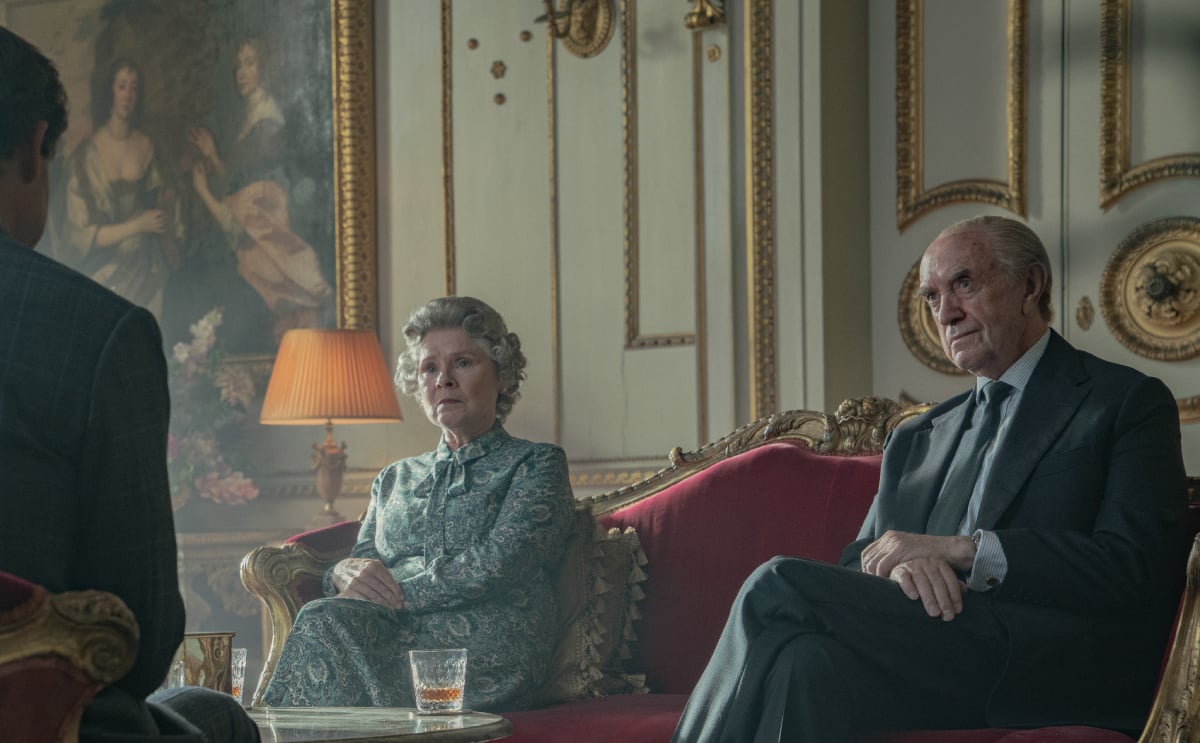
top-left (0, 588), bottom-right (138, 685)
top-left (1100, 217), bottom-right (1200, 361)
top-left (684, 0), bottom-right (725, 29)
top-left (241, 542), bottom-right (339, 706)
top-left (585, 397), bottom-right (931, 515)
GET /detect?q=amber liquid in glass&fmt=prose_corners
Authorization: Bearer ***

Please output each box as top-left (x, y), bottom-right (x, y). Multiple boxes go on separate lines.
top-left (417, 685), bottom-right (463, 711)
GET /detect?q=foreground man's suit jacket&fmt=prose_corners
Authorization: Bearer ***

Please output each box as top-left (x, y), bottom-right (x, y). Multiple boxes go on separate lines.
top-left (844, 330), bottom-right (1188, 733)
top-left (0, 228), bottom-right (187, 739)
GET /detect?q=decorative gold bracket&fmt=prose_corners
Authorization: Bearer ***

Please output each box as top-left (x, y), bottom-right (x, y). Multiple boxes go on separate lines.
top-left (536, 0), bottom-right (615, 59)
top-left (684, 0), bottom-right (725, 29)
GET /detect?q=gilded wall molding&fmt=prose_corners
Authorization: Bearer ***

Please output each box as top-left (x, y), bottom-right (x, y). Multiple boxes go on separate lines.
top-left (746, 0), bottom-right (776, 419)
top-left (441, 0), bottom-right (457, 295)
top-left (547, 30), bottom-right (563, 444)
top-left (895, 0), bottom-right (1028, 230)
top-left (332, 0), bottom-right (379, 330)
top-left (1100, 217), bottom-right (1200, 361)
top-left (1099, 0), bottom-right (1200, 209)
top-left (898, 259), bottom-right (969, 376)
top-left (692, 32), bottom-right (709, 443)
top-left (621, 0), bottom-right (697, 349)
top-left (1179, 396), bottom-right (1200, 425)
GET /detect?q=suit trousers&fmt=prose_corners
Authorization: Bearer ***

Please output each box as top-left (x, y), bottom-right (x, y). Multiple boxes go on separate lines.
top-left (670, 557), bottom-right (1009, 743)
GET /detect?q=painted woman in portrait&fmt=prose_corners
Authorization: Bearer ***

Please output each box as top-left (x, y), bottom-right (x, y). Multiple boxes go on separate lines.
top-left (189, 36), bottom-right (332, 346)
top-left (57, 58), bottom-right (180, 319)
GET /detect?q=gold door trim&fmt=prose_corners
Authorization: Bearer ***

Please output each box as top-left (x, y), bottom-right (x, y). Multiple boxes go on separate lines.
top-left (895, 0), bottom-right (1028, 230)
top-left (746, 0), bottom-right (776, 419)
top-left (621, 0), bottom-right (697, 349)
top-left (1099, 0), bottom-right (1200, 209)
top-left (441, 0), bottom-right (457, 295)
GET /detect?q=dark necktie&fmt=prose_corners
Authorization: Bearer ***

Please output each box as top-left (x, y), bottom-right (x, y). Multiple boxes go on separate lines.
top-left (926, 380), bottom-right (1014, 536)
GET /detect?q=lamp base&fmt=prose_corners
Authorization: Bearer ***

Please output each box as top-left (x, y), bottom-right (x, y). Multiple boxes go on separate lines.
top-left (312, 421), bottom-right (349, 525)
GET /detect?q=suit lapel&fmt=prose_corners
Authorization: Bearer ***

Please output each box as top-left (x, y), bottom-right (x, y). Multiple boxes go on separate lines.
top-left (894, 394), bottom-right (972, 533)
top-left (974, 332), bottom-right (1089, 530)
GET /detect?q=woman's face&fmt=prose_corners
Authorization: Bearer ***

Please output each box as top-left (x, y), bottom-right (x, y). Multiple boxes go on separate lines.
top-left (111, 67), bottom-right (139, 122)
top-left (416, 327), bottom-right (501, 449)
top-left (235, 44), bottom-right (261, 98)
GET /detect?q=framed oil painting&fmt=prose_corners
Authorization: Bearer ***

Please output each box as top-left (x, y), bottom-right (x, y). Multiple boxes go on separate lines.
top-left (2, 0), bottom-right (377, 371)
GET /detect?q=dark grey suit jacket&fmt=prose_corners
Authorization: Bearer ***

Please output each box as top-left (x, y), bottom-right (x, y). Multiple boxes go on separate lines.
top-left (0, 229), bottom-right (189, 739)
top-left (843, 331), bottom-right (1188, 732)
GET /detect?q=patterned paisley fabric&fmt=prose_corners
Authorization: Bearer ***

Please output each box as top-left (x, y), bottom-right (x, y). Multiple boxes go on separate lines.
top-left (263, 423), bottom-right (574, 711)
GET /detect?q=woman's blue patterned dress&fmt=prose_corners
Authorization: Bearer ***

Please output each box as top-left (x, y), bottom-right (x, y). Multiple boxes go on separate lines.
top-left (263, 423), bottom-right (574, 710)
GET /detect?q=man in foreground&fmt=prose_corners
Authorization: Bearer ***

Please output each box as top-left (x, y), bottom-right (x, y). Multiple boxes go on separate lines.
top-left (671, 215), bottom-right (1187, 741)
top-left (0, 25), bottom-right (257, 741)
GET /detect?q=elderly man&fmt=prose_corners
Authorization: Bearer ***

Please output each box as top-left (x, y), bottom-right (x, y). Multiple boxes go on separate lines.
top-left (0, 26), bottom-right (257, 742)
top-left (671, 216), bottom-right (1187, 742)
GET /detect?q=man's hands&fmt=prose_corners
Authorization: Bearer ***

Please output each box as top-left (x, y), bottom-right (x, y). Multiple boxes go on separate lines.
top-left (331, 558), bottom-right (406, 610)
top-left (860, 531), bottom-right (976, 621)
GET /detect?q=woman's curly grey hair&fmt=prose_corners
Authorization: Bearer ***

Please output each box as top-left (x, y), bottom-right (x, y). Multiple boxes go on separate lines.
top-left (395, 296), bottom-right (527, 422)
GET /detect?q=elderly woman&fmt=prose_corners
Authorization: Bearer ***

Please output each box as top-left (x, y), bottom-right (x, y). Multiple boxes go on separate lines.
top-left (263, 296), bottom-right (574, 711)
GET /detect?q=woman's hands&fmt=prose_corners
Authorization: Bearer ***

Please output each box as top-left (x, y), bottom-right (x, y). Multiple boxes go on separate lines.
top-left (188, 126), bottom-right (225, 176)
top-left (331, 558), bottom-right (406, 610)
top-left (132, 209), bottom-right (166, 235)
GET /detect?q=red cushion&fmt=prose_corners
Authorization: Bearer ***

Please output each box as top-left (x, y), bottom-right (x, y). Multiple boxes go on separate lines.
top-left (503, 694), bottom-right (1133, 743)
top-left (0, 657), bottom-right (97, 743)
top-left (599, 441), bottom-right (882, 693)
top-left (0, 571), bottom-right (38, 613)
top-left (505, 693), bottom-right (687, 743)
top-left (285, 520), bottom-right (361, 554)
top-left (860, 729), bottom-right (1132, 742)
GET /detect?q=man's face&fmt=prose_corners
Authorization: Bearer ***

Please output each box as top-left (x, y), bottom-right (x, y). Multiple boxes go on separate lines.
top-left (918, 230), bottom-right (1039, 379)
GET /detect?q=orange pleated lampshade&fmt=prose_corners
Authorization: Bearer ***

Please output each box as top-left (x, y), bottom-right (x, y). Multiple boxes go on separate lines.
top-left (260, 329), bottom-right (403, 425)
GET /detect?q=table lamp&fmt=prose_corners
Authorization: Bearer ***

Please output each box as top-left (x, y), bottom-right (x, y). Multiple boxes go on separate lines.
top-left (260, 329), bottom-right (402, 522)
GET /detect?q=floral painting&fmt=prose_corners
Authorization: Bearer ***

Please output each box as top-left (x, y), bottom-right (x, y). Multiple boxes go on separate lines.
top-left (168, 309), bottom-right (259, 507)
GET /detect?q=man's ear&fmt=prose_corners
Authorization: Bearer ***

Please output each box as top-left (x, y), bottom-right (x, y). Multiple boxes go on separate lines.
top-left (16, 121), bottom-right (49, 185)
top-left (1023, 264), bottom-right (1048, 312)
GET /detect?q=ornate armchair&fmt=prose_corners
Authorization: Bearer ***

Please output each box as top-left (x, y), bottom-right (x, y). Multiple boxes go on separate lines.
top-left (0, 571), bottom-right (139, 743)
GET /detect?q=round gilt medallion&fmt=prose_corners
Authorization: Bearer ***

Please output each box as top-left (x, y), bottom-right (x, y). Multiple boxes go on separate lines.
top-left (898, 259), bottom-right (968, 376)
top-left (555, 0), bottom-right (615, 59)
top-left (1100, 217), bottom-right (1200, 361)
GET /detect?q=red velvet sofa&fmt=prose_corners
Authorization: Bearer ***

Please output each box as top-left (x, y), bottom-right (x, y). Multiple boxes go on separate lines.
top-left (242, 398), bottom-right (1200, 742)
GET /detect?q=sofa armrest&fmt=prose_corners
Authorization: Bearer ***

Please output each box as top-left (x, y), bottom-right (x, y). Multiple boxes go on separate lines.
top-left (0, 582), bottom-right (137, 743)
top-left (240, 536), bottom-right (352, 706)
top-left (1140, 530), bottom-right (1200, 742)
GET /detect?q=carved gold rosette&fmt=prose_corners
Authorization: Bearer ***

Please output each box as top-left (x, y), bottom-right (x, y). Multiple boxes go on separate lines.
top-left (1100, 217), bottom-right (1200, 361)
top-left (898, 259), bottom-right (968, 376)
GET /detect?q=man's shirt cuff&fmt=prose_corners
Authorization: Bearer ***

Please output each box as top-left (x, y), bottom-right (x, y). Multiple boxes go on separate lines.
top-left (966, 529), bottom-right (1007, 591)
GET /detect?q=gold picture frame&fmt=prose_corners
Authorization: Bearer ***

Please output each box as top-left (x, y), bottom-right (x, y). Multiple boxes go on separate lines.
top-left (895, 0), bottom-right (1027, 230)
top-left (1100, 0), bottom-right (1200, 209)
top-left (4, 0), bottom-right (376, 380)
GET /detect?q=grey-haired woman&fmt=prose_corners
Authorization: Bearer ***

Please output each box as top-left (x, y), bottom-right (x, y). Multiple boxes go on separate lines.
top-left (264, 296), bottom-right (574, 711)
